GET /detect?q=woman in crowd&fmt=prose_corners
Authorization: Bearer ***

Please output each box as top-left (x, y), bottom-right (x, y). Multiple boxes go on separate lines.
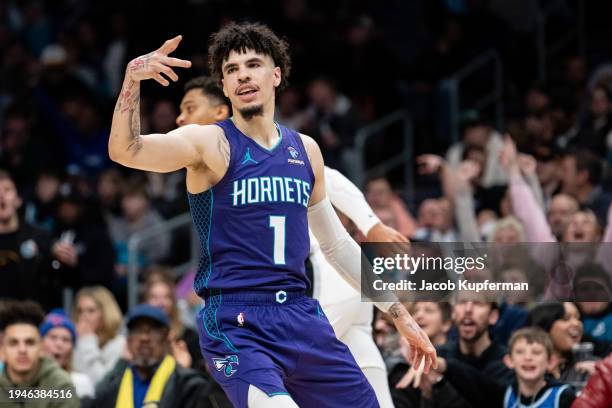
top-left (141, 268), bottom-right (202, 370)
top-left (72, 286), bottom-right (125, 385)
top-left (527, 302), bottom-right (601, 389)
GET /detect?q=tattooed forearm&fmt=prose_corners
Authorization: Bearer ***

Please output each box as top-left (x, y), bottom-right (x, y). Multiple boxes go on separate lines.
top-left (127, 104), bottom-right (143, 155)
top-left (389, 302), bottom-right (405, 319)
top-left (114, 77), bottom-right (143, 155)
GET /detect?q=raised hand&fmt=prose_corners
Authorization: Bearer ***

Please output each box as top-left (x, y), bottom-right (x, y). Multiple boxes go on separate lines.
top-left (126, 35), bottom-right (192, 86)
top-left (456, 159), bottom-right (481, 184)
top-left (498, 133), bottom-right (519, 172)
top-left (417, 154), bottom-right (445, 175)
top-left (517, 153), bottom-right (537, 177)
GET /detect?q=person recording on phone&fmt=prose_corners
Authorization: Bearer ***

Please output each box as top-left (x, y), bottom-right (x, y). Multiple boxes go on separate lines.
top-left (51, 188), bottom-right (116, 296)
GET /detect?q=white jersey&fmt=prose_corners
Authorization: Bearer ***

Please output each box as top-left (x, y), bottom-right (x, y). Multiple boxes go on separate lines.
top-left (312, 167), bottom-right (394, 407)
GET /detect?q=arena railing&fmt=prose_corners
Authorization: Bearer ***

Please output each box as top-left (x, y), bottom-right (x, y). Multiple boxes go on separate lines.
top-left (352, 109), bottom-right (414, 198)
top-left (441, 49), bottom-right (504, 143)
top-left (126, 212), bottom-right (198, 310)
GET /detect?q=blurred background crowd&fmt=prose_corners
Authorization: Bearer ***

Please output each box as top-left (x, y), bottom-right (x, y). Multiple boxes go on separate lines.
top-left (2, 0), bottom-right (612, 406)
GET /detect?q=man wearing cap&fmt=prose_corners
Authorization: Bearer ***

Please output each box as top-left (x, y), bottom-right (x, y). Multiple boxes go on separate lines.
top-left (88, 304), bottom-right (213, 408)
top-left (40, 309), bottom-right (94, 398)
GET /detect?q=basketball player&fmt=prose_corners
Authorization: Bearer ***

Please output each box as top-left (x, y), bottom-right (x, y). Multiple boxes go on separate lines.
top-left (176, 75), bottom-right (399, 407)
top-left (108, 22), bottom-right (435, 407)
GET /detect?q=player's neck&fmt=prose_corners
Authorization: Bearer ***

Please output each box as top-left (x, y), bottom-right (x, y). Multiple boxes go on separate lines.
top-left (232, 111), bottom-right (279, 149)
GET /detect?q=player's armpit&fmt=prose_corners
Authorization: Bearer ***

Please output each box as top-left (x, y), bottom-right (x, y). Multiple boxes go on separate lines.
top-left (299, 133), bottom-right (326, 206)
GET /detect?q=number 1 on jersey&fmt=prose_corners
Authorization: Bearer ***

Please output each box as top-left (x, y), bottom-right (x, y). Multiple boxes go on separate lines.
top-left (269, 216), bottom-right (286, 265)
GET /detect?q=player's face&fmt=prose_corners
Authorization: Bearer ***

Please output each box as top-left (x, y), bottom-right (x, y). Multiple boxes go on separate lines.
top-left (221, 49), bottom-right (281, 119)
top-left (177, 89), bottom-right (226, 126)
top-left (506, 339), bottom-right (549, 382)
top-left (2, 324), bottom-right (42, 378)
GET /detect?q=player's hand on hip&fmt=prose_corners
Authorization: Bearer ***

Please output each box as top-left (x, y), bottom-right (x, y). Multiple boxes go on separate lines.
top-left (126, 35), bottom-right (192, 86)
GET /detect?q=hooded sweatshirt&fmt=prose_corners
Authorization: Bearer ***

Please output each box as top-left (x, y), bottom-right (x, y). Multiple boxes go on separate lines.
top-left (0, 357), bottom-right (79, 407)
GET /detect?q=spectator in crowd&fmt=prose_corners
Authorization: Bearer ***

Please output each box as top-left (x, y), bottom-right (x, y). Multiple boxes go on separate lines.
top-left (40, 309), bottom-right (94, 398)
top-left (411, 302), bottom-right (453, 347)
top-left (446, 114), bottom-right (508, 188)
top-left (52, 187), bottom-right (116, 290)
top-left (436, 294), bottom-right (514, 383)
top-left (303, 76), bottom-right (360, 173)
top-left (108, 178), bottom-right (171, 275)
top-left (96, 168), bottom-right (124, 219)
top-left (0, 108), bottom-right (55, 191)
top-left (560, 149), bottom-right (612, 227)
top-left (548, 194), bottom-right (580, 241)
top-left (23, 169), bottom-right (61, 232)
top-left (274, 86), bottom-right (308, 130)
top-left (0, 170), bottom-right (57, 309)
top-left (391, 294), bottom-right (513, 407)
top-left (573, 263), bottom-right (612, 345)
top-left (528, 302), bottom-right (600, 388)
top-left (0, 300), bottom-right (78, 407)
top-left (573, 86), bottom-right (612, 159)
top-left (141, 269), bottom-right (201, 370)
top-left (88, 304), bottom-right (212, 408)
top-left (571, 354), bottom-right (612, 408)
top-left (365, 176), bottom-right (417, 238)
top-left (72, 286), bottom-right (125, 385)
top-left (422, 327), bottom-right (576, 407)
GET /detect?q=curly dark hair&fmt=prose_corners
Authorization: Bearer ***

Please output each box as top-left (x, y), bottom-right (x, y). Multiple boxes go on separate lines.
top-left (208, 22), bottom-right (291, 93)
top-left (0, 300), bottom-right (45, 332)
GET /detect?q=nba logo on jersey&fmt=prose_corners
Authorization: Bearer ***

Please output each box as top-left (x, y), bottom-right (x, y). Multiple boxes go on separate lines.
top-left (237, 312), bottom-right (245, 327)
top-left (287, 146), bottom-right (305, 166)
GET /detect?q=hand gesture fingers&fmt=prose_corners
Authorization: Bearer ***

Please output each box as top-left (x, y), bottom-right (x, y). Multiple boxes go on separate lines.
top-left (127, 35), bottom-right (191, 84)
top-left (163, 56), bottom-right (192, 68)
top-left (158, 35), bottom-right (183, 55)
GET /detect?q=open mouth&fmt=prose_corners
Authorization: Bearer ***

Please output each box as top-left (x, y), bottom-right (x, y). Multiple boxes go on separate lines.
top-left (568, 327), bottom-right (581, 342)
top-left (520, 365), bottom-right (538, 374)
top-left (236, 85), bottom-right (259, 96)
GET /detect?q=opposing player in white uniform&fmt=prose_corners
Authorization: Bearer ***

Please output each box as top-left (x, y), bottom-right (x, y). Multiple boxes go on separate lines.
top-left (177, 77), bottom-right (402, 407)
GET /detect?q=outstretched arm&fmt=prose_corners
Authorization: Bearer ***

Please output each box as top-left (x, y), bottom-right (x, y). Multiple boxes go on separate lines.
top-left (108, 36), bottom-right (227, 175)
top-left (303, 135), bottom-right (437, 373)
top-left (324, 166), bottom-right (407, 241)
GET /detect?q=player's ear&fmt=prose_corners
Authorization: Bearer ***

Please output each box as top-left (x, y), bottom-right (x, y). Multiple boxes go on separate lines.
top-left (273, 67), bottom-right (281, 88)
top-left (221, 78), bottom-right (229, 98)
top-left (215, 105), bottom-right (230, 121)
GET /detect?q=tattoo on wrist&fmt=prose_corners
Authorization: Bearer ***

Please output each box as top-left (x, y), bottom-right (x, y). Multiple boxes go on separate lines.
top-left (389, 302), bottom-right (403, 319)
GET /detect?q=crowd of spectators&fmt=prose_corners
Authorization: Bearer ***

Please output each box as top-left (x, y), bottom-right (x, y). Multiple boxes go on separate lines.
top-left (2, 0), bottom-right (612, 407)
